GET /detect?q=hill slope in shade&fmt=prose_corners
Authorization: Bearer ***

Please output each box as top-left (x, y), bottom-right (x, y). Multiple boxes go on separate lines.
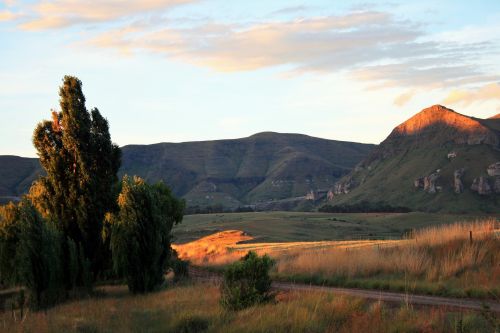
top-left (0, 133), bottom-right (374, 207)
top-left (0, 156), bottom-right (42, 204)
top-left (120, 132), bottom-right (374, 208)
top-left (331, 105), bottom-right (500, 213)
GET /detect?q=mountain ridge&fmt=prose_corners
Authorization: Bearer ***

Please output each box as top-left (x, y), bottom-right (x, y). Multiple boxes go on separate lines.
top-left (331, 105), bottom-right (500, 213)
top-left (0, 132), bottom-right (375, 207)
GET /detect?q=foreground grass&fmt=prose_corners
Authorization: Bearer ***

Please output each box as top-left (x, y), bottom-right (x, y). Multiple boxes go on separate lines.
top-left (275, 220), bottom-right (500, 299)
top-left (1, 283), bottom-right (497, 333)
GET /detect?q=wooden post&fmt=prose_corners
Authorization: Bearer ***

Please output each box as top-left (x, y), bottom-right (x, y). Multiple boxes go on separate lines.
top-left (469, 230), bottom-right (473, 244)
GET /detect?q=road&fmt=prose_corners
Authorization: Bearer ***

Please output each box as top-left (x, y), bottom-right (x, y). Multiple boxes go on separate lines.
top-left (189, 267), bottom-right (500, 313)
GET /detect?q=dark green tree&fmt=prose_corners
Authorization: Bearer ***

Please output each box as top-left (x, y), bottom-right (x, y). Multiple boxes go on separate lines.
top-left (31, 76), bottom-right (121, 281)
top-left (220, 251), bottom-right (275, 310)
top-left (0, 200), bottom-right (65, 309)
top-left (0, 202), bottom-right (21, 286)
top-left (110, 176), bottom-right (184, 293)
top-left (14, 200), bottom-right (64, 309)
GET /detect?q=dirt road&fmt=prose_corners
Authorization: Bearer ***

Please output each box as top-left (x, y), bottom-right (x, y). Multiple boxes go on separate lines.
top-left (189, 267), bottom-right (500, 313)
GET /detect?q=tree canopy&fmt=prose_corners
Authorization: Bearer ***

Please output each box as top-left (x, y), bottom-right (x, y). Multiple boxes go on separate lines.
top-left (110, 176), bottom-right (184, 293)
top-left (30, 76), bottom-right (121, 279)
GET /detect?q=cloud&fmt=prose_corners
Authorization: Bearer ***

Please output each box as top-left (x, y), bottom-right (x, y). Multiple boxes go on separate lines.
top-left (4, 3), bottom-right (499, 98)
top-left (89, 11), bottom-right (417, 71)
top-left (269, 6), bottom-right (310, 16)
top-left (0, 10), bottom-right (19, 21)
top-left (393, 90), bottom-right (415, 106)
top-left (15, 0), bottom-right (196, 30)
top-left (442, 82), bottom-right (500, 106)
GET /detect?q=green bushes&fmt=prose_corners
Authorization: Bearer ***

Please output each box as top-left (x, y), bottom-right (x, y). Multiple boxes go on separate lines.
top-left (0, 200), bottom-right (66, 309)
top-left (0, 76), bottom-right (185, 309)
top-left (320, 200), bottom-right (411, 213)
top-left (220, 251), bottom-right (275, 310)
top-left (110, 176), bottom-right (184, 293)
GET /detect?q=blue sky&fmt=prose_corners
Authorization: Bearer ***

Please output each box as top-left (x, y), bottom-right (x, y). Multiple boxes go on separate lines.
top-left (1, 0), bottom-right (499, 157)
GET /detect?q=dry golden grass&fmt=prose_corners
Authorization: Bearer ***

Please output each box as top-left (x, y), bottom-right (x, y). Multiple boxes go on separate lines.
top-left (175, 219), bottom-right (499, 297)
top-left (1, 283), bottom-right (494, 333)
top-left (173, 230), bottom-right (399, 266)
top-left (275, 219), bottom-right (499, 296)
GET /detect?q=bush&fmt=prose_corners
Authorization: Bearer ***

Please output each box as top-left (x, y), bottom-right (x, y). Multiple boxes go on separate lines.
top-left (11, 200), bottom-right (65, 309)
top-left (110, 176), bottom-right (184, 293)
top-left (319, 200), bottom-right (411, 213)
top-left (220, 251), bottom-right (275, 310)
top-left (170, 250), bottom-right (189, 282)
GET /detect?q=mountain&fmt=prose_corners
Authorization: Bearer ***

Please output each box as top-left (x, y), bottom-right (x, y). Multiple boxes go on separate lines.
top-left (0, 156), bottom-right (42, 204)
top-left (120, 132), bottom-right (374, 208)
top-left (330, 105), bottom-right (500, 213)
top-left (0, 132), bottom-right (374, 207)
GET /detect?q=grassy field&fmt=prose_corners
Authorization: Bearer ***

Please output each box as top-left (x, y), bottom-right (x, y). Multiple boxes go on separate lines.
top-left (274, 220), bottom-right (500, 299)
top-left (173, 211), bottom-right (494, 244)
top-left (175, 218), bottom-right (500, 299)
top-left (1, 282), bottom-right (497, 333)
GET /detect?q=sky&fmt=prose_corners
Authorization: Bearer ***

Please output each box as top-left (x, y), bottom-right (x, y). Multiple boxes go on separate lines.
top-left (1, 0), bottom-right (499, 157)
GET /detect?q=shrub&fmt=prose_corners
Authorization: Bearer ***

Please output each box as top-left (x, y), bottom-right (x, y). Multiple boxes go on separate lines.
top-left (110, 176), bottom-right (184, 293)
top-left (220, 251), bottom-right (275, 310)
top-left (170, 250), bottom-right (189, 282)
top-left (319, 200), bottom-right (411, 213)
top-left (12, 200), bottom-right (65, 309)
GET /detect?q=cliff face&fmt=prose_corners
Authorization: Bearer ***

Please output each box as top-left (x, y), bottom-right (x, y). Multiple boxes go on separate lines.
top-left (331, 105), bottom-right (500, 213)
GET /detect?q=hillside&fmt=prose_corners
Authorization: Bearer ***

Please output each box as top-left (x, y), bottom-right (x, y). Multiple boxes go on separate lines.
top-left (0, 156), bottom-right (42, 204)
top-left (330, 105), bottom-right (500, 213)
top-left (0, 133), bottom-right (374, 208)
top-left (120, 132), bottom-right (374, 208)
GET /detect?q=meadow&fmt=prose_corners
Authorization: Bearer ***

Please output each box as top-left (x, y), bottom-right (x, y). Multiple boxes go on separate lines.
top-left (173, 211), bottom-right (493, 243)
top-left (1, 282), bottom-right (497, 333)
top-left (174, 215), bottom-right (500, 299)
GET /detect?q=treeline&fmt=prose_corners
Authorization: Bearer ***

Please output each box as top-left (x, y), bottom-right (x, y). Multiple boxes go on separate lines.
top-left (185, 204), bottom-right (255, 215)
top-left (319, 200), bottom-right (411, 213)
top-left (0, 76), bottom-right (185, 309)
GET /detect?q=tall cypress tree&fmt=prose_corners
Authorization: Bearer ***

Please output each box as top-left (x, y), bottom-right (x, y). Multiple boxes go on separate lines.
top-left (31, 76), bottom-right (121, 281)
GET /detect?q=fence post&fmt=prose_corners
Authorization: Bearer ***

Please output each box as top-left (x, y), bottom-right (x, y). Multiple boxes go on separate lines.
top-left (469, 230), bottom-right (473, 244)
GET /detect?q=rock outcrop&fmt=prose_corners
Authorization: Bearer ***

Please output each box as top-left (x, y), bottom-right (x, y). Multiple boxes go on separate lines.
top-left (454, 168), bottom-right (465, 194)
top-left (487, 162), bottom-right (500, 176)
top-left (471, 177), bottom-right (492, 195)
top-left (333, 178), bottom-right (352, 194)
top-left (415, 172), bottom-right (441, 193)
top-left (327, 190), bottom-right (334, 201)
top-left (414, 177), bottom-right (424, 188)
top-left (423, 173), bottom-right (440, 193)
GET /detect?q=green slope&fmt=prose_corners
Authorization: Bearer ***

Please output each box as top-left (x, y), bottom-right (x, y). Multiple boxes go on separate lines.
top-left (0, 133), bottom-right (374, 208)
top-left (120, 132), bottom-right (374, 208)
top-left (331, 105), bottom-right (500, 213)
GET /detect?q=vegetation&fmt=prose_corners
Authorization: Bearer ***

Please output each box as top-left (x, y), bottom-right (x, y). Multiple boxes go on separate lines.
top-left (220, 251), bottom-right (274, 310)
top-left (0, 200), bottom-right (66, 308)
top-left (110, 176), bottom-right (184, 293)
top-left (320, 200), bottom-right (411, 213)
top-left (30, 75), bottom-right (121, 281)
top-left (173, 211), bottom-right (491, 244)
top-left (185, 204), bottom-right (255, 215)
top-left (1, 283), bottom-right (497, 333)
top-left (0, 76), bottom-right (184, 309)
top-left (274, 220), bottom-right (499, 298)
